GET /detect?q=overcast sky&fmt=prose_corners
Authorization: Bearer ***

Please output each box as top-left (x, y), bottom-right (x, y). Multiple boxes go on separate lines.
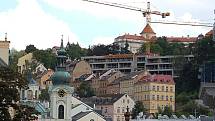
top-left (0, 0), bottom-right (214, 50)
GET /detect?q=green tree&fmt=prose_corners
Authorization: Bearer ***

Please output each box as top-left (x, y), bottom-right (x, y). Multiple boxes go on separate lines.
top-left (33, 49), bottom-right (57, 70)
top-left (25, 44), bottom-right (37, 54)
top-left (0, 66), bottom-right (38, 120)
top-left (131, 101), bottom-right (147, 119)
top-left (76, 81), bottom-right (95, 98)
top-left (66, 43), bottom-right (87, 60)
top-left (39, 88), bottom-right (50, 102)
top-left (151, 44), bottom-right (163, 54)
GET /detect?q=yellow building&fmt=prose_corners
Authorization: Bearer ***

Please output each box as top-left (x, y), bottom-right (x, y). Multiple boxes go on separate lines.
top-left (119, 71), bottom-right (148, 98)
top-left (134, 74), bottom-right (175, 114)
top-left (0, 33), bottom-right (10, 65)
top-left (17, 53), bottom-right (33, 74)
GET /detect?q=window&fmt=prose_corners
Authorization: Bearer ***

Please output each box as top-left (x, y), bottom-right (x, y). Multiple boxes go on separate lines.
top-left (127, 99), bottom-right (129, 104)
top-left (170, 96), bottom-right (173, 101)
top-left (166, 86), bottom-right (168, 92)
top-left (166, 96), bottom-right (168, 101)
top-left (35, 90), bottom-right (37, 99)
top-left (153, 86), bottom-right (156, 91)
top-left (157, 86), bottom-right (159, 91)
top-left (117, 108), bottom-right (120, 113)
top-left (157, 95), bottom-right (159, 100)
top-left (123, 99), bottom-right (125, 103)
top-left (170, 87), bottom-right (173, 92)
top-left (105, 108), bottom-right (108, 113)
top-left (27, 90), bottom-right (33, 100)
top-left (90, 119), bottom-right (94, 121)
top-left (152, 95), bottom-right (155, 100)
top-left (22, 90), bottom-right (25, 100)
top-left (161, 95), bottom-right (164, 100)
top-left (162, 86), bottom-right (164, 91)
top-left (58, 105), bottom-right (64, 119)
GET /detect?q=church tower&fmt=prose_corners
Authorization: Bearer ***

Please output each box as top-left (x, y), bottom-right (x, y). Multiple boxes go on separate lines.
top-left (0, 33), bottom-right (10, 65)
top-left (49, 36), bottom-right (74, 120)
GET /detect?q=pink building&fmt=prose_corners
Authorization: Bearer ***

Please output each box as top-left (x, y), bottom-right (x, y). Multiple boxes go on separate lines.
top-left (81, 94), bottom-right (135, 121)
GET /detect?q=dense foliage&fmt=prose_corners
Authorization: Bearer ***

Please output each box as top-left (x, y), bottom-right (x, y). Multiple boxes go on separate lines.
top-left (76, 81), bottom-right (95, 98)
top-left (66, 42), bottom-right (87, 60)
top-left (0, 66), bottom-right (38, 120)
top-left (33, 49), bottom-right (57, 70)
top-left (131, 101), bottom-right (147, 119)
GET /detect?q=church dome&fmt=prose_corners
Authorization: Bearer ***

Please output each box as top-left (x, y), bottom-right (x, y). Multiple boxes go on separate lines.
top-left (50, 71), bottom-right (71, 85)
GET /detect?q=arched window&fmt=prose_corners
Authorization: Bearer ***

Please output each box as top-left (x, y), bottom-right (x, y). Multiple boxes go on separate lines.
top-left (27, 90), bottom-right (33, 100)
top-left (58, 105), bottom-right (64, 119)
top-left (35, 90), bottom-right (37, 99)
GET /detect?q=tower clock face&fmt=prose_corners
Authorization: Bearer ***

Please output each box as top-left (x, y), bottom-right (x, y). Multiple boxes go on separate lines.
top-left (58, 89), bottom-right (66, 97)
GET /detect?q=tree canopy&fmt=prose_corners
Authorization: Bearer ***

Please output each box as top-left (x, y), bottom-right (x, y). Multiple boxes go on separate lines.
top-left (76, 81), bottom-right (95, 98)
top-left (25, 44), bottom-right (37, 54)
top-left (131, 101), bottom-right (147, 119)
top-left (0, 66), bottom-right (38, 120)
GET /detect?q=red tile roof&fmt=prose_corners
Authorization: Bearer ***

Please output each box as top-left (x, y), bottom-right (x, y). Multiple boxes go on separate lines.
top-left (115, 34), bottom-right (146, 41)
top-left (136, 74), bottom-right (175, 85)
top-left (205, 30), bottom-right (213, 36)
top-left (140, 24), bottom-right (156, 34)
top-left (166, 37), bottom-right (197, 43)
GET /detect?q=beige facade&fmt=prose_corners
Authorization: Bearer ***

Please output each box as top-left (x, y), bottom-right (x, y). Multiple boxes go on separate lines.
top-left (0, 40), bottom-right (10, 65)
top-left (17, 53), bottom-right (33, 74)
top-left (36, 69), bottom-right (54, 89)
top-left (120, 71), bottom-right (148, 98)
top-left (67, 60), bottom-right (92, 83)
top-left (91, 71), bottom-right (124, 96)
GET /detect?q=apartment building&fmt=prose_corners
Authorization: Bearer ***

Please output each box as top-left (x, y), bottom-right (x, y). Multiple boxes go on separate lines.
top-left (134, 74), bottom-right (175, 114)
top-left (82, 54), bottom-right (193, 77)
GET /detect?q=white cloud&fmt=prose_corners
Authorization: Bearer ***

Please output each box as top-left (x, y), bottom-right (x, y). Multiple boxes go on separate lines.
top-left (0, 0), bottom-right (79, 50)
top-left (43, 0), bottom-right (212, 37)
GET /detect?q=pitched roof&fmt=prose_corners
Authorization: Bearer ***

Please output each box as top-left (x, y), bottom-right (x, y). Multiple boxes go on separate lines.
top-left (72, 111), bottom-right (92, 121)
top-left (205, 30), bottom-right (213, 36)
top-left (136, 74), bottom-right (175, 85)
top-left (140, 24), bottom-right (156, 34)
top-left (80, 94), bottom-right (125, 106)
top-left (115, 34), bottom-right (145, 41)
top-left (166, 37), bottom-right (197, 43)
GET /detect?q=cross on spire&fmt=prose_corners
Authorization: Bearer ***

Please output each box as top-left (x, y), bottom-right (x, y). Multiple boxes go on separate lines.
top-left (61, 34), bottom-right (64, 48)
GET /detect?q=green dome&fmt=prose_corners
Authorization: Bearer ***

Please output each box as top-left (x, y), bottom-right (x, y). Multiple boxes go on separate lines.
top-left (50, 71), bottom-right (71, 85)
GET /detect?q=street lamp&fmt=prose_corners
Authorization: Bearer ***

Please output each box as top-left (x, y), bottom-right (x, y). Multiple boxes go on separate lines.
top-left (124, 106), bottom-right (131, 121)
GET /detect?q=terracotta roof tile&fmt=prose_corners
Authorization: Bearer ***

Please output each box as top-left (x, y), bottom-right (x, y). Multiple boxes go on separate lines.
top-left (166, 37), bottom-right (197, 43)
top-left (205, 30), bottom-right (213, 36)
top-left (140, 24), bottom-right (156, 34)
top-left (136, 74), bottom-right (175, 85)
top-left (115, 34), bottom-right (146, 41)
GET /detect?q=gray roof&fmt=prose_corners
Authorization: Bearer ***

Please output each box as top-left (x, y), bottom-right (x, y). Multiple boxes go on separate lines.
top-left (80, 94), bottom-right (125, 106)
top-left (0, 57), bottom-right (7, 67)
top-left (72, 111), bottom-right (92, 121)
top-left (115, 71), bottom-right (144, 82)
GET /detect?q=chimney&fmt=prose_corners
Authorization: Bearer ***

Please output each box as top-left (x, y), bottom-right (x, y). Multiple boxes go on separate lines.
top-left (5, 33), bottom-right (7, 41)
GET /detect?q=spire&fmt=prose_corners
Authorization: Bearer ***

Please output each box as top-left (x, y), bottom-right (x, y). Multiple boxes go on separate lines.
top-left (61, 34), bottom-right (64, 48)
top-left (5, 33), bottom-right (7, 41)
